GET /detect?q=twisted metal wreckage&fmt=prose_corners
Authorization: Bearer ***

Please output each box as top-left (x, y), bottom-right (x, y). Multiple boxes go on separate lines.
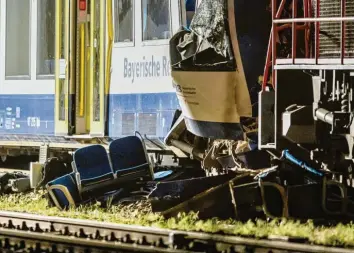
top-left (1, 0), bottom-right (354, 222)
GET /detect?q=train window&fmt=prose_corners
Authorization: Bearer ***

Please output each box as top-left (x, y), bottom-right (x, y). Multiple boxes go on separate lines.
top-left (114, 0), bottom-right (134, 43)
top-left (142, 0), bottom-right (171, 41)
top-left (5, 0), bottom-right (31, 78)
top-left (37, 0), bottom-right (55, 78)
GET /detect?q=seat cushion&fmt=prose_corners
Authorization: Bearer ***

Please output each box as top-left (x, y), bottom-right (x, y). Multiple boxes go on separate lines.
top-left (73, 145), bottom-right (114, 183)
top-left (80, 172), bottom-right (114, 187)
top-left (47, 172), bottom-right (80, 209)
top-left (109, 136), bottom-right (148, 172)
top-left (115, 163), bottom-right (150, 178)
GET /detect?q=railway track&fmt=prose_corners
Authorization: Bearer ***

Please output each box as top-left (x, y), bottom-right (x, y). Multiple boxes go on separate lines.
top-left (0, 211), bottom-right (352, 253)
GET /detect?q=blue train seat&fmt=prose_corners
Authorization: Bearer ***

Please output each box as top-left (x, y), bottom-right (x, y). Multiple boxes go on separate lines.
top-left (46, 172), bottom-right (81, 210)
top-left (73, 144), bottom-right (114, 193)
top-left (109, 135), bottom-right (154, 181)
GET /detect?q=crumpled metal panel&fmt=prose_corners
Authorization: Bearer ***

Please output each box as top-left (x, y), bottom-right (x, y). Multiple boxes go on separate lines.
top-left (189, 0), bottom-right (231, 58)
top-left (170, 0), bottom-right (235, 71)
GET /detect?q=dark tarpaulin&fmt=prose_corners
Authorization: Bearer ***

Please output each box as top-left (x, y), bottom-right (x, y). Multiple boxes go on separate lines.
top-left (170, 0), bottom-right (236, 71)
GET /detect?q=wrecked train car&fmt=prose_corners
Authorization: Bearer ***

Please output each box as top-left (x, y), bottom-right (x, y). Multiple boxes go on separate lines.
top-left (5, 0), bottom-right (354, 222)
top-left (167, 0), bottom-right (271, 173)
top-left (163, 0), bottom-right (354, 220)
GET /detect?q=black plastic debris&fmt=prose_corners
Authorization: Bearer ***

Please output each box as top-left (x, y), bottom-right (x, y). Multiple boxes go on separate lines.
top-left (234, 150), bottom-right (271, 170)
top-left (158, 174), bottom-right (257, 220)
top-left (37, 157), bottom-right (73, 188)
top-left (149, 158), bottom-right (354, 221)
top-left (0, 172), bottom-right (30, 194)
top-left (148, 173), bottom-right (235, 213)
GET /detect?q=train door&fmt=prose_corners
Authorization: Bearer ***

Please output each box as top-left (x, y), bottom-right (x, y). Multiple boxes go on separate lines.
top-left (54, 0), bottom-right (106, 137)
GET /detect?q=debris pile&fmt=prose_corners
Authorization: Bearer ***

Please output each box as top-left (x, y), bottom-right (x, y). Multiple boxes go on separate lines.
top-left (0, 172), bottom-right (30, 194)
top-left (148, 145), bottom-right (354, 221)
top-left (2, 132), bottom-right (353, 223)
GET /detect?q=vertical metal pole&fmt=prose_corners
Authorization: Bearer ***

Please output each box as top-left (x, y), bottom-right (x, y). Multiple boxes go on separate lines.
top-left (292, 0), bottom-right (297, 63)
top-left (315, 0), bottom-right (320, 63)
top-left (105, 0), bottom-right (113, 96)
top-left (262, 35), bottom-right (272, 90)
top-left (100, 0), bottom-right (106, 132)
top-left (89, 0), bottom-right (96, 131)
top-left (262, 0), bottom-right (286, 90)
top-left (64, 0), bottom-right (70, 125)
top-left (79, 23), bottom-right (85, 117)
top-left (55, 0), bottom-right (61, 126)
top-left (69, 0), bottom-right (77, 134)
top-left (105, 0), bottom-right (113, 134)
top-left (272, 0), bottom-right (276, 87)
top-left (341, 0), bottom-right (346, 64)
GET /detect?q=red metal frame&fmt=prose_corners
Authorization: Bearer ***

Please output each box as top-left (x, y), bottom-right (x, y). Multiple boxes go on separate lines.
top-left (262, 0), bottom-right (351, 90)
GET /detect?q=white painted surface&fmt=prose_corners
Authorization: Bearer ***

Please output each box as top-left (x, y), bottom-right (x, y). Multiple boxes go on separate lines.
top-left (0, 0), bottom-right (55, 95)
top-left (0, 0), bottom-right (183, 95)
top-left (110, 0), bottom-right (181, 94)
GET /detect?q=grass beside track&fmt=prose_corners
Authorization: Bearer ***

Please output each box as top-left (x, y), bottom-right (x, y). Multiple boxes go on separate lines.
top-left (0, 191), bottom-right (353, 248)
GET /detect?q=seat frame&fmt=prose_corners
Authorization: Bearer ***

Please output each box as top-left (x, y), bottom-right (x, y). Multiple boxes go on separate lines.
top-left (46, 173), bottom-right (78, 210)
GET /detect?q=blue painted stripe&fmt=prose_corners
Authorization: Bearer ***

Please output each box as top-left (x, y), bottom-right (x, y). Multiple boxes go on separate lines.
top-left (108, 92), bottom-right (180, 138)
top-left (0, 93), bottom-right (180, 138)
top-left (0, 95), bottom-right (55, 134)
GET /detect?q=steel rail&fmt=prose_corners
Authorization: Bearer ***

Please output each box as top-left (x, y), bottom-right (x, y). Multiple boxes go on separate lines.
top-left (0, 227), bottom-right (191, 253)
top-left (0, 211), bottom-right (353, 253)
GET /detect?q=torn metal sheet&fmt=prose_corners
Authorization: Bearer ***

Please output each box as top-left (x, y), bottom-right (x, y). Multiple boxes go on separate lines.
top-left (189, 0), bottom-right (232, 59)
top-left (150, 165), bottom-right (354, 221)
top-left (157, 174), bottom-right (257, 220)
top-left (229, 181), bottom-right (264, 221)
top-left (148, 173), bottom-right (235, 213)
top-left (170, 0), bottom-right (235, 71)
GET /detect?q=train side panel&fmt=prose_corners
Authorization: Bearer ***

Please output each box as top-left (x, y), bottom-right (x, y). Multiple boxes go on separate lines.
top-left (108, 40), bottom-right (179, 138)
top-left (0, 94), bottom-right (55, 135)
top-left (108, 0), bottom-right (182, 138)
top-left (0, 0), bottom-right (184, 139)
top-left (0, 0), bottom-right (55, 135)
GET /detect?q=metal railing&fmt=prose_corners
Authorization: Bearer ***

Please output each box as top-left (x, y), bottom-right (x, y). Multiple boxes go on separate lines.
top-left (263, 0), bottom-right (354, 90)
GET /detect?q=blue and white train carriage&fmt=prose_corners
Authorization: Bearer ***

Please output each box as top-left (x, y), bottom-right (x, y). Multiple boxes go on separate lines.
top-left (0, 0), bottom-right (197, 158)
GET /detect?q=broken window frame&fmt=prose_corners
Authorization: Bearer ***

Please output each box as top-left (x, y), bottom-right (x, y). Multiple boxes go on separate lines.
top-left (141, 0), bottom-right (172, 46)
top-left (113, 0), bottom-right (135, 48)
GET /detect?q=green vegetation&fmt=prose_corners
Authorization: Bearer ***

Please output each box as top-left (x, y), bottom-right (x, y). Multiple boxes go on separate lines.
top-left (0, 191), bottom-right (353, 248)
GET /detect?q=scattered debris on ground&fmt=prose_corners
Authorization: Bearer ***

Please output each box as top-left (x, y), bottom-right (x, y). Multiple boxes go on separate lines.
top-left (2, 133), bottom-right (354, 223)
top-left (1, 132), bottom-right (354, 250)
